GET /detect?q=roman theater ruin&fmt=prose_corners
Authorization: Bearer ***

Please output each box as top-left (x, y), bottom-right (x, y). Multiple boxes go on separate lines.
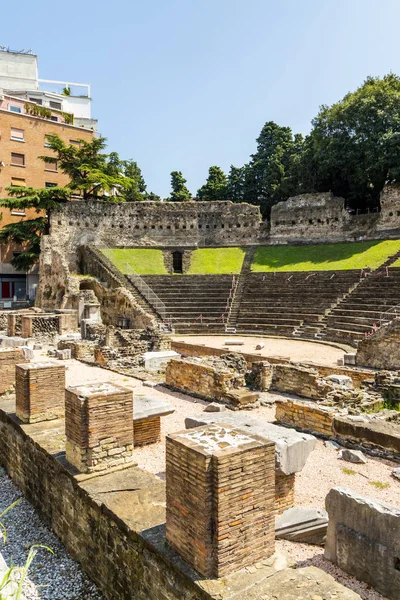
top-left (0, 190), bottom-right (400, 600)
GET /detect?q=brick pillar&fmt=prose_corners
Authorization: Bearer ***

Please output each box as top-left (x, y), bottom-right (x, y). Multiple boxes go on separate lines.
top-left (134, 416), bottom-right (161, 446)
top-left (166, 424), bottom-right (275, 578)
top-left (21, 316), bottom-right (33, 339)
top-left (7, 314), bottom-right (16, 337)
top-left (15, 362), bottom-right (65, 423)
top-left (275, 471), bottom-right (295, 514)
top-left (0, 348), bottom-right (27, 393)
top-left (65, 382), bottom-right (134, 473)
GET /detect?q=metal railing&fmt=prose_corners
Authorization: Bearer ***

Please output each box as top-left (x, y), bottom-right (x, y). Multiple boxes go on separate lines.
top-left (125, 262), bottom-right (167, 320)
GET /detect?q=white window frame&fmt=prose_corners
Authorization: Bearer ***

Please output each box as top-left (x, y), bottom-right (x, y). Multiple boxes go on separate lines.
top-left (10, 128), bottom-right (24, 142)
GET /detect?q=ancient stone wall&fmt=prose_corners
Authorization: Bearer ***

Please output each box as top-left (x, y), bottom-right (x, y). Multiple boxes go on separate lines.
top-left (356, 319), bottom-right (400, 370)
top-left (50, 200), bottom-right (263, 271)
top-left (271, 364), bottom-right (333, 400)
top-left (166, 358), bottom-right (244, 402)
top-left (270, 188), bottom-right (400, 243)
top-left (276, 398), bottom-right (336, 437)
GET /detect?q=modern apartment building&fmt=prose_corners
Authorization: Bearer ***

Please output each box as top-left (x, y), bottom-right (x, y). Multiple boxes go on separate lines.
top-left (0, 48), bottom-right (96, 302)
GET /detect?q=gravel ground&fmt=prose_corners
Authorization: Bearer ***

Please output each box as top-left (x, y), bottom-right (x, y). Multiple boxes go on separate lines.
top-left (3, 345), bottom-right (398, 600)
top-left (0, 466), bottom-right (103, 600)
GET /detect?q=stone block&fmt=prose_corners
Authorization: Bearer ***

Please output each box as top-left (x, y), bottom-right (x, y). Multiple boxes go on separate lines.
top-left (276, 506), bottom-right (328, 545)
top-left (204, 402), bottom-right (226, 412)
top-left (21, 346), bottom-right (34, 360)
top-left (224, 339), bottom-right (244, 345)
top-left (343, 353), bottom-right (356, 366)
top-left (184, 412), bottom-right (316, 476)
top-left (325, 487), bottom-right (400, 600)
top-left (339, 449), bottom-right (367, 464)
top-left (15, 362), bottom-right (65, 423)
top-left (166, 424), bottom-right (275, 577)
top-left (56, 349), bottom-right (72, 360)
top-left (326, 374), bottom-right (353, 388)
top-left (142, 350), bottom-right (180, 371)
top-left (0, 336), bottom-right (26, 348)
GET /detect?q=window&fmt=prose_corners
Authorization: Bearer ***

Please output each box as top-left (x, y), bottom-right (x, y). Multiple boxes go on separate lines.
top-left (29, 98), bottom-right (42, 105)
top-left (11, 209), bottom-right (26, 216)
top-left (69, 140), bottom-right (80, 146)
top-left (49, 101), bottom-right (62, 110)
top-left (44, 159), bottom-right (57, 172)
top-left (11, 153), bottom-right (25, 167)
top-left (44, 135), bottom-right (52, 148)
top-left (9, 105), bottom-right (22, 114)
top-left (50, 116), bottom-right (58, 122)
top-left (11, 177), bottom-right (25, 187)
top-left (10, 128), bottom-right (24, 142)
top-left (45, 182), bottom-right (57, 188)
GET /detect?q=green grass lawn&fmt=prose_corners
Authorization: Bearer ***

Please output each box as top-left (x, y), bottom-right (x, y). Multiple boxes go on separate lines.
top-left (390, 256), bottom-right (400, 267)
top-left (251, 240), bottom-right (400, 272)
top-left (101, 248), bottom-right (168, 275)
top-left (187, 248), bottom-right (246, 274)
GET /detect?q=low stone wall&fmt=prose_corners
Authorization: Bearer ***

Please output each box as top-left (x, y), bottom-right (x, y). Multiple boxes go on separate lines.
top-left (356, 319), bottom-right (400, 370)
top-left (276, 398), bottom-right (335, 437)
top-left (275, 398), bottom-right (400, 455)
top-left (171, 340), bottom-right (290, 367)
top-left (166, 358), bottom-right (244, 401)
top-left (0, 406), bottom-right (210, 600)
top-left (325, 487), bottom-right (400, 600)
top-left (58, 340), bottom-right (96, 361)
top-left (271, 364), bottom-right (333, 400)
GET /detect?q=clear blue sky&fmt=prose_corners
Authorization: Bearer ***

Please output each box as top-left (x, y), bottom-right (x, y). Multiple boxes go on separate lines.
top-left (2, 0), bottom-right (400, 197)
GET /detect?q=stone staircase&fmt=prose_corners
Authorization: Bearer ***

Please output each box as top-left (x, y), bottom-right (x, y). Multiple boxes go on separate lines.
top-left (140, 275), bottom-right (236, 333)
top-left (82, 246), bottom-right (163, 323)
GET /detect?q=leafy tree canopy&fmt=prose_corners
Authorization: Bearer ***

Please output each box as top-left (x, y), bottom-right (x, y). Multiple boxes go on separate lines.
top-left (169, 171), bottom-right (191, 202)
top-left (197, 166), bottom-right (228, 201)
top-left (305, 74), bottom-right (400, 209)
top-left (0, 135), bottom-right (150, 270)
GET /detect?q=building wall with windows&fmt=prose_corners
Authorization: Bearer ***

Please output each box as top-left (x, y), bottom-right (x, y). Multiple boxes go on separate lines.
top-left (0, 102), bottom-right (93, 300)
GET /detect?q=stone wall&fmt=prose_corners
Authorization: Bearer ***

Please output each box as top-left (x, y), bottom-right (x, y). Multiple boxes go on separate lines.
top-left (356, 319), bottom-right (400, 370)
top-left (270, 188), bottom-right (400, 243)
top-left (276, 398), bottom-right (336, 437)
top-left (50, 200), bottom-right (263, 271)
top-left (325, 487), bottom-right (400, 600)
top-left (0, 348), bottom-right (27, 393)
top-left (271, 364), bottom-right (333, 400)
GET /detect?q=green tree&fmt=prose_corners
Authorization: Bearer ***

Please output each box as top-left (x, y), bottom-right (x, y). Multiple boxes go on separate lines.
top-left (197, 166), bottom-right (228, 201)
top-left (227, 165), bottom-right (246, 203)
top-left (243, 121), bottom-right (301, 215)
top-left (169, 171), bottom-right (191, 202)
top-left (0, 135), bottom-right (131, 270)
top-left (305, 74), bottom-right (400, 210)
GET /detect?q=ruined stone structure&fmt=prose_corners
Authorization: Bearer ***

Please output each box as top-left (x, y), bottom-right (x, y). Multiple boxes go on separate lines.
top-left (166, 355), bottom-right (259, 408)
top-left (65, 382), bottom-right (134, 473)
top-left (270, 188), bottom-right (400, 243)
top-left (356, 318), bottom-right (400, 370)
top-left (325, 487), bottom-right (400, 600)
top-left (166, 424), bottom-right (276, 577)
top-left (15, 362), bottom-right (65, 423)
top-left (0, 347), bottom-right (28, 393)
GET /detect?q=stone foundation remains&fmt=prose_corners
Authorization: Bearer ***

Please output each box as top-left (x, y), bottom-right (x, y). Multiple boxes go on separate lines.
top-left (165, 354), bottom-right (259, 408)
top-left (166, 424), bottom-right (276, 577)
top-left (65, 382), bottom-right (134, 473)
top-left (0, 348), bottom-right (28, 393)
top-left (15, 362), bottom-right (65, 423)
top-left (325, 487), bottom-right (400, 600)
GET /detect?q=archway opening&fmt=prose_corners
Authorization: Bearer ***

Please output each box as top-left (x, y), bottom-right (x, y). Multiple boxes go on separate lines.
top-left (172, 251), bottom-right (183, 274)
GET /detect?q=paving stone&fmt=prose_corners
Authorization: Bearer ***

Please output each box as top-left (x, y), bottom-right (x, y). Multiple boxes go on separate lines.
top-left (275, 507), bottom-right (328, 545)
